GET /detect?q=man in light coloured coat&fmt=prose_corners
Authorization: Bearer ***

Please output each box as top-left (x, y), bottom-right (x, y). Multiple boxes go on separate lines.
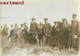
top-left (43, 18), bottom-right (52, 46)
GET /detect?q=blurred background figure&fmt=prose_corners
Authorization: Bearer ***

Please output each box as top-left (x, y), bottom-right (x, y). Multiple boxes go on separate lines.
top-left (11, 24), bottom-right (18, 42)
top-left (29, 17), bottom-right (38, 44)
top-left (51, 21), bottom-right (59, 48)
top-left (17, 24), bottom-right (24, 44)
top-left (1, 24), bottom-right (9, 37)
top-left (37, 22), bottom-right (44, 46)
top-left (70, 14), bottom-right (79, 51)
top-left (42, 18), bottom-right (52, 47)
top-left (59, 18), bottom-right (70, 49)
top-left (7, 24), bottom-right (14, 42)
top-left (23, 22), bottom-right (29, 44)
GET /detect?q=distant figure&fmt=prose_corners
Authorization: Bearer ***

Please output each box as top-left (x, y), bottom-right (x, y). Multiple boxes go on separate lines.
top-left (12, 24), bottom-right (18, 42)
top-left (57, 21), bottom-right (62, 48)
top-left (23, 22), bottom-right (28, 43)
top-left (43, 18), bottom-right (52, 46)
top-left (29, 17), bottom-right (38, 44)
top-left (7, 24), bottom-right (14, 42)
top-left (37, 22), bottom-right (44, 46)
top-left (69, 14), bottom-right (79, 51)
top-left (2, 24), bottom-right (9, 37)
top-left (18, 24), bottom-right (24, 44)
top-left (51, 21), bottom-right (59, 48)
top-left (59, 18), bottom-right (70, 49)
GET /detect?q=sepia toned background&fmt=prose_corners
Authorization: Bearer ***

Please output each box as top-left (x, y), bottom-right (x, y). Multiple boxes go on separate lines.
top-left (0, 0), bottom-right (80, 27)
top-left (0, 0), bottom-right (80, 56)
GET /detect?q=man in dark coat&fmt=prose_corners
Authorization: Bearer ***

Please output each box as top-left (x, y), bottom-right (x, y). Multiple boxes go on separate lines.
top-left (23, 22), bottom-right (28, 43)
top-left (29, 17), bottom-right (38, 44)
top-left (43, 18), bottom-right (52, 46)
top-left (57, 21), bottom-right (62, 48)
top-left (69, 14), bottom-right (79, 51)
top-left (78, 21), bottom-right (80, 51)
top-left (51, 21), bottom-right (59, 48)
top-left (12, 24), bottom-right (18, 42)
top-left (37, 22), bottom-right (44, 46)
top-left (59, 18), bottom-right (70, 49)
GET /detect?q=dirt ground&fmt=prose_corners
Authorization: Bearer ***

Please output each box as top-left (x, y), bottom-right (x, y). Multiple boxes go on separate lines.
top-left (0, 36), bottom-right (79, 56)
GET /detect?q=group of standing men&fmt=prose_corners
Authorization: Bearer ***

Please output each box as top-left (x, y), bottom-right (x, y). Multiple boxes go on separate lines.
top-left (0, 13), bottom-right (80, 51)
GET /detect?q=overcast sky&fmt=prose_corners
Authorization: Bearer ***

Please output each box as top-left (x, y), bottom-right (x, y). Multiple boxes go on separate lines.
top-left (0, 0), bottom-right (80, 27)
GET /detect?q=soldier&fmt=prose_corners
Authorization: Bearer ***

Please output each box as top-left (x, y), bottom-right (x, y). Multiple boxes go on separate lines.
top-left (51, 21), bottom-right (59, 48)
top-left (29, 17), bottom-right (38, 44)
top-left (43, 18), bottom-right (52, 46)
top-left (12, 24), bottom-right (18, 42)
top-left (37, 22), bottom-right (44, 46)
top-left (70, 14), bottom-right (79, 51)
top-left (59, 18), bottom-right (70, 49)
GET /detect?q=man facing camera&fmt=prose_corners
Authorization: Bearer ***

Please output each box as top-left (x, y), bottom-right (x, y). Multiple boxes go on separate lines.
top-left (29, 17), bottom-right (38, 44)
top-left (43, 18), bottom-right (52, 46)
top-left (70, 14), bottom-right (79, 51)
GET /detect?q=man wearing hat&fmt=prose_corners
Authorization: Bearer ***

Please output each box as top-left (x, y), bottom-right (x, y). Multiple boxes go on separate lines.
top-left (59, 18), bottom-right (70, 49)
top-left (23, 22), bottom-right (28, 43)
top-left (12, 24), bottom-right (18, 42)
top-left (42, 18), bottom-right (52, 46)
top-left (29, 17), bottom-right (38, 44)
top-left (51, 21), bottom-right (59, 48)
top-left (37, 22), bottom-right (44, 46)
top-left (69, 13), bottom-right (79, 51)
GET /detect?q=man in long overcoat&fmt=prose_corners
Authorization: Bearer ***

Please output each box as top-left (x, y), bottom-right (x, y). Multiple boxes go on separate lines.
top-left (51, 21), bottom-right (59, 48)
top-left (12, 24), bottom-right (18, 42)
top-left (59, 18), bottom-right (70, 49)
top-left (43, 18), bottom-right (52, 46)
top-left (29, 17), bottom-right (38, 44)
top-left (69, 14), bottom-right (79, 51)
top-left (37, 22), bottom-right (44, 46)
top-left (23, 22), bottom-right (28, 43)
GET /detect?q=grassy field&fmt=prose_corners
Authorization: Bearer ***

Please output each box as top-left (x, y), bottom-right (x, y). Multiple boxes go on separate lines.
top-left (0, 36), bottom-right (79, 56)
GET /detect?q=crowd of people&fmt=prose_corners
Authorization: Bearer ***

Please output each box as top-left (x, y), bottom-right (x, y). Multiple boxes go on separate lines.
top-left (0, 13), bottom-right (80, 51)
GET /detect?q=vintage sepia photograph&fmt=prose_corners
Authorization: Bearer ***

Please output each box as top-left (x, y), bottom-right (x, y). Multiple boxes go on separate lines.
top-left (0, 0), bottom-right (80, 56)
